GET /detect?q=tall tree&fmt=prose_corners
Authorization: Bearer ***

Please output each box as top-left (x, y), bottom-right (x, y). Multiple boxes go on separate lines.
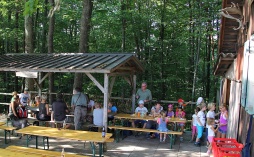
top-left (73, 0), bottom-right (93, 89)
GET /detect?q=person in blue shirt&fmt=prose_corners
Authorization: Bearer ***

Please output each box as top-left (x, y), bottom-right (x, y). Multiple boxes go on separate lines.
top-left (108, 102), bottom-right (117, 123)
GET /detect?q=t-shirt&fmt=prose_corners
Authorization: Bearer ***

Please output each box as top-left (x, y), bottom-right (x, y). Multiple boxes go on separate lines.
top-left (19, 93), bottom-right (30, 106)
top-left (108, 106), bottom-right (117, 113)
top-left (166, 111), bottom-right (174, 117)
top-left (135, 106), bottom-right (148, 114)
top-left (197, 111), bottom-right (206, 126)
top-left (93, 108), bottom-right (103, 126)
top-left (52, 99), bottom-right (68, 121)
top-left (151, 106), bottom-right (163, 114)
top-left (136, 89), bottom-right (152, 103)
top-left (206, 110), bottom-right (215, 128)
top-left (71, 92), bottom-right (88, 106)
top-left (192, 114), bottom-right (198, 126)
top-left (176, 111), bottom-right (186, 118)
top-left (208, 125), bottom-right (215, 136)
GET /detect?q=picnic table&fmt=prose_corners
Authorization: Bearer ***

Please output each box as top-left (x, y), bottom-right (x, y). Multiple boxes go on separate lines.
top-left (0, 122), bottom-right (5, 126)
top-left (114, 113), bottom-right (187, 123)
top-left (16, 126), bottom-right (113, 157)
top-left (6, 145), bottom-right (88, 157)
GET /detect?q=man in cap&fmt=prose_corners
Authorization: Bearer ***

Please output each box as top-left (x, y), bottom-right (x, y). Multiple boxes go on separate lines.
top-left (71, 87), bottom-right (88, 130)
top-left (19, 88), bottom-right (30, 106)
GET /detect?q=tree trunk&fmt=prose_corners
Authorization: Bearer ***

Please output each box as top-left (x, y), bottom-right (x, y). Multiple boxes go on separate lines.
top-left (74, 0), bottom-right (93, 89)
top-left (25, 11), bottom-right (34, 91)
top-left (48, 0), bottom-right (55, 104)
top-left (121, 0), bottom-right (126, 52)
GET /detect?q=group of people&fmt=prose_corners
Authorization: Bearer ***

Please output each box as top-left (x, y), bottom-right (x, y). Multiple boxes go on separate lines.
top-left (133, 82), bottom-right (228, 154)
top-left (191, 103), bottom-right (228, 155)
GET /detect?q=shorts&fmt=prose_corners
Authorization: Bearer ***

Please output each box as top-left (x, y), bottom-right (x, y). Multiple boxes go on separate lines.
top-left (205, 128), bottom-right (208, 141)
top-left (218, 128), bottom-right (227, 134)
top-left (178, 123), bottom-right (185, 127)
top-left (192, 126), bottom-right (197, 135)
top-left (134, 120), bottom-right (147, 126)
top-left (196, 125), bottom-right (204, 139)
top-left (208, 136), bottom-right (214, 143)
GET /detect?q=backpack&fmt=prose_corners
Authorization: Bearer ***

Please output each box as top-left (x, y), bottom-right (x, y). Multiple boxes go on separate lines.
top-left (17, 106), bottom-right (28, 118)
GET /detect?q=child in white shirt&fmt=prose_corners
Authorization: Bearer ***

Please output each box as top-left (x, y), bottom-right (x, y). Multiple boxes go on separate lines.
top-left (190, 107), bottom-right (200, 142)
top-left (207, 119), bottom-right (218, 155)
top-left (194, 103), bottom-right (207, 147)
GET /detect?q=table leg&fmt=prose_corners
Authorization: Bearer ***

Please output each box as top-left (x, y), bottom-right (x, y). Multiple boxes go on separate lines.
top-left (46, 137), bottom-right (49, 149)
top-left (99, 143), bottom-right (103, 157)
top-left (4, 130), bottom-right (7, 144)
top-left (26, 135), bottom-right (29, 147)
top-left (36, 136), bottom-right (38, 149)
top-left (89, 142), bottom-right (96, 157)
top-left (170, 134), bottom-right (173, 149)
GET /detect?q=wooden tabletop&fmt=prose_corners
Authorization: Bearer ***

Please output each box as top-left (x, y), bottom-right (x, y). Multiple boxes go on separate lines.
top-left (114, 113), bottom-right (187, 123)
top-left (6, 145), bottom-right (87, 157)
top-left (16, 126), bottom-right (112, 143)
top-left (0, 148), bottom-right (44, 157)
top-left (0, 122), bottom-right (6, 126)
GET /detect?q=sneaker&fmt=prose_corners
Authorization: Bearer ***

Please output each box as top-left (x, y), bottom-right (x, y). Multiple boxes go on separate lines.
top-left (194, 142), bottom-right (201, 147)
top-left (206, 150), bottom-right (211, 155)
top-left (163, 138), bottom-right (166, 142)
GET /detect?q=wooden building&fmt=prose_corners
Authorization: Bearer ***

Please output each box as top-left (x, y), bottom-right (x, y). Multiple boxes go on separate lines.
top-left (214, 0), bottom-right (254, 156)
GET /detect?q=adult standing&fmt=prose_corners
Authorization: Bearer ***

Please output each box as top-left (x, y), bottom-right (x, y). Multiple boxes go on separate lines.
top-left (136, 82), bottom-right (152, 108)
top-left (71, 87), bottom-right (88, 130)
top-left (19, 88), bottom-right (30, 107)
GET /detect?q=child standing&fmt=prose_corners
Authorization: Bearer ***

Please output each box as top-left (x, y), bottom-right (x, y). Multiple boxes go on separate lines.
top-left (190, 107), bottom-right (200, 142)
top-left (217, 104), bottom-right (228, 138)
top-left (207, 119), bottom-right (218, 155)
top-left (195, 103), bottom-right (207, 147)
top-left (157, 111), bottom-right (169, 142)
top-left (206, 103), bottom-right (219, 146)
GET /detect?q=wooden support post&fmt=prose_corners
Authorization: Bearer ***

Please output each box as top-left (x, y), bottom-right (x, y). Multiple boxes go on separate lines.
top-left (132, 75), bottom-right (136, 113)
top-left (85, 73), bottom-right (104, 93)
top-left (38, 72), bottom-right (42, 96)
top-left (39, 72), bottom-right (49, 84)
top-left (108, 76), bottom-right (116, 98)
top-left (103, 73), bottom-right (109, 131)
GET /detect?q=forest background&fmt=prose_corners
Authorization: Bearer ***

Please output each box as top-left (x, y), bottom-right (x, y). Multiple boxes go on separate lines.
top-left (0, 0), bottom-right (222, 113)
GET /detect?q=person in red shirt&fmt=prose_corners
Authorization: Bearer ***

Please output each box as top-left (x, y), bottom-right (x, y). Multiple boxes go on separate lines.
top-left (176, 98), bottom-right (191, 112)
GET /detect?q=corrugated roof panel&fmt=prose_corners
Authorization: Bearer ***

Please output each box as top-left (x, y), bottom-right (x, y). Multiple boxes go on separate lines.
top-left (0, 53), bottom-right (144, 74)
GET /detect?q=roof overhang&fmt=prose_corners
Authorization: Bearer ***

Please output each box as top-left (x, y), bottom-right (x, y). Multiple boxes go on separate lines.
top-left (214, 0), bottom-right (243, 76)
top-left (0, 53), bottom-right (145, 75)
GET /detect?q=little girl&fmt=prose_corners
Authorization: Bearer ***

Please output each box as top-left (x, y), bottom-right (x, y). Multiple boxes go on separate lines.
top-left (157, 111), bottom-right (169, 142)
top-left (176, 106), bottom-right (185, 132)
top-left (207, 119), bottom-right (218, 155)
top-left (195, 103), bottom-right (207, 147)
top-left (217, 104), bottom-right (228, 138)
top-left (166, 104), bottom-right (174, 118)
top-left (190, 107), bottom-right (200, 142)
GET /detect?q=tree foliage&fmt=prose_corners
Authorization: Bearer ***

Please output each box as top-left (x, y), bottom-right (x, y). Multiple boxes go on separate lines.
top-left (0, 0), bottom-right (221, 106)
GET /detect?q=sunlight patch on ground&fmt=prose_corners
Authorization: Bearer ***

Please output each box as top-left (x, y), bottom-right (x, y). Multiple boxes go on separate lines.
top-left (59, 144), bottom-right (74, 148)
top-left (156, 148), bottom-right (171, 151)
top-left (116, 146), bottom-right (147, 151)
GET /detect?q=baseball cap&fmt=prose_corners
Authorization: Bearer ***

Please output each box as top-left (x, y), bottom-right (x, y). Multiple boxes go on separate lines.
top-left (138, 100), bottom-right (144, 104)
top-left (196, 97), bottom-right (203, 105)
top-left (178, 98), bottom-right (184, 103)
top-left (168, 104), bottom-right (173, 108)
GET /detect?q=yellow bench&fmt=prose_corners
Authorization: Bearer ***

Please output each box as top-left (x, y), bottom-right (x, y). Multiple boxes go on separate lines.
top-left (0, 125), bottom-right (16, 144)
top-left (6, 145), bottom-right (88, 157)
top-left (108, 125), bottom-right (182, 149)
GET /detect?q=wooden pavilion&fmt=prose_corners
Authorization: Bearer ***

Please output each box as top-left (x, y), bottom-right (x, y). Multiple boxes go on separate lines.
top-left (0, 53), bottom-right (144, 129)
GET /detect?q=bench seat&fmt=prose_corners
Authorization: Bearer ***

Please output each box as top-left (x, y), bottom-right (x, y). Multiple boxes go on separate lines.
top-left (6, 145), bottom-right (88, 157)
top-left (0, 125), bottom-right (16, 144)
top-left (108, 125), bottom-right (182, 149)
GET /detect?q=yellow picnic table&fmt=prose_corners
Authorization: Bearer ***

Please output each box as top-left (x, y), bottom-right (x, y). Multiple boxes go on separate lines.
top-left (0, 122), bottom-right (6, 126)
top-left (6, 145), bottom-right (87, 157)
top-left (114, 113), bottom-right (187, 123)
top-left (0, 148), bottom-right (45, 157)
top-left (16, 126), bottom-right (112, 157)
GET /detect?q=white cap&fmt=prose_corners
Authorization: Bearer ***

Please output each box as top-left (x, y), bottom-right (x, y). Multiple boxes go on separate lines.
top-left (138, 100), bottom-right (144, 104)
top-left (196, 97), bottom-right (203, 105)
